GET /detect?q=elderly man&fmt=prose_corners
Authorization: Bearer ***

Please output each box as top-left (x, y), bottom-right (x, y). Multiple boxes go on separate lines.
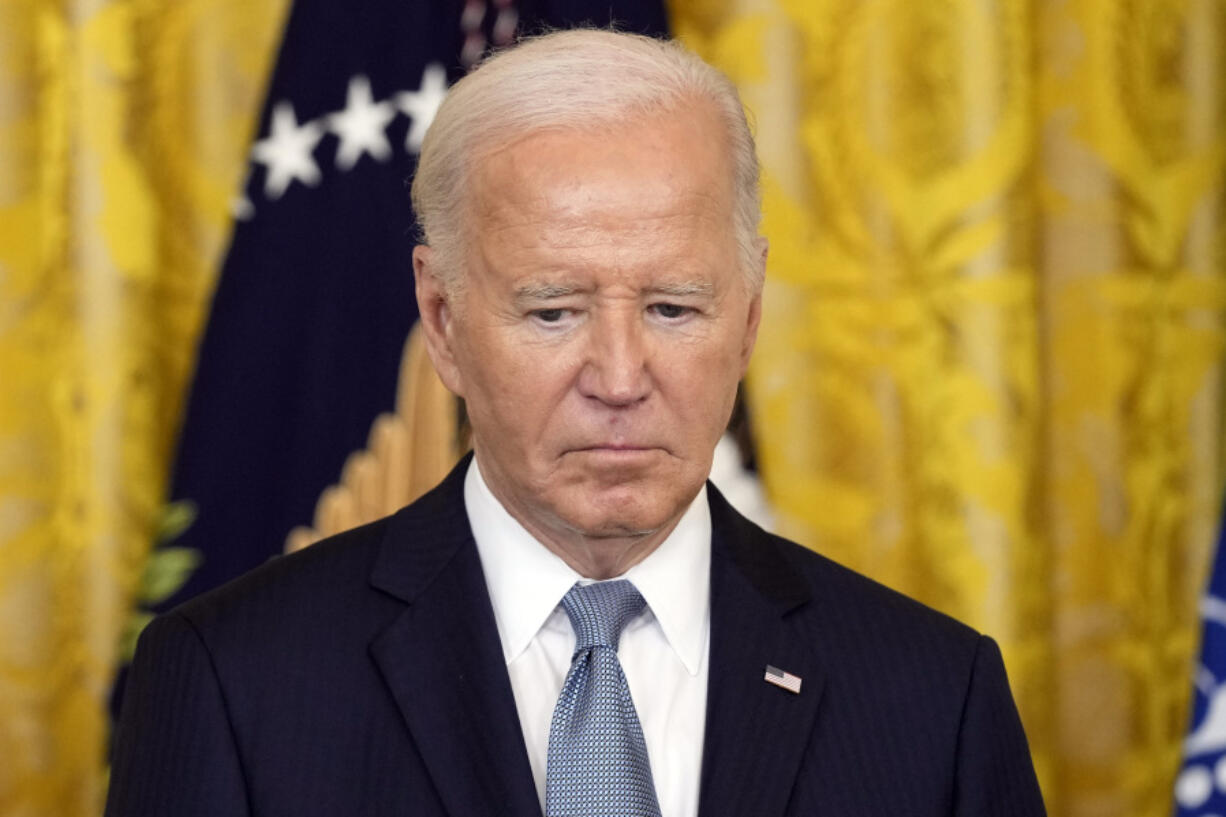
top-left (107, 29), bottom-right (1045, 817)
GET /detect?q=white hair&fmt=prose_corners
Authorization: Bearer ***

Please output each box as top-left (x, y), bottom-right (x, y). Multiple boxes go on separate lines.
top-left (411, 28), bottom-right (763, 293)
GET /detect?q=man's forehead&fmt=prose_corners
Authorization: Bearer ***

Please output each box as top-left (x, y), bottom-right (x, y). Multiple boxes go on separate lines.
top-left (453, 102), bottom-right (742, 297)
top-left (468, 107), bottom-right (732, 204)
top-left (465, 158), bottom-right (733, 253)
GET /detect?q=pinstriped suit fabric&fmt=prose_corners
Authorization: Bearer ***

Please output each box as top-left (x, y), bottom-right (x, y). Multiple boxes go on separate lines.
top-left (105, 459), bottom-right (1045, 817)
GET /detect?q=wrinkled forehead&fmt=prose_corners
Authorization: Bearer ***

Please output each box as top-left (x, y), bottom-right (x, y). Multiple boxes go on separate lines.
top-left (450, 114), bottom-right (743, 303)
top-left (461, 102), bottom-right (737, 233)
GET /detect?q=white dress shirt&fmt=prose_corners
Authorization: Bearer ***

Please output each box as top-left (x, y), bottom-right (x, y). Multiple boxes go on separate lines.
top-left (465, 458), bottom-right (710, 817)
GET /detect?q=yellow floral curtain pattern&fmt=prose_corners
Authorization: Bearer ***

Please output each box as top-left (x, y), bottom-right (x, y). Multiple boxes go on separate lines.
top-left (673, 0), bottom-right (1226, 815)
top-left (0, 0), bottom-right (286, 813)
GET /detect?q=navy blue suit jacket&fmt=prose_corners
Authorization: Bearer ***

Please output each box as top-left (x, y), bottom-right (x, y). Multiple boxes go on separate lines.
top-left (106, 458), bottom-right (1045, 816)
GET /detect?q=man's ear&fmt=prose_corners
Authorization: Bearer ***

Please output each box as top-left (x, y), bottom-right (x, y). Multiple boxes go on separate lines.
top-left (739, 237), bottom-right (767, 374)
top-left (413, 245), bottom-right (465, 397)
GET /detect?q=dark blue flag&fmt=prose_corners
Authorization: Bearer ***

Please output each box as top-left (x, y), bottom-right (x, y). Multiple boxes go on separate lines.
top-left (163, 0), bottom-right (669, 609)
top-left (1175, 508), bottom-right (1226, 814)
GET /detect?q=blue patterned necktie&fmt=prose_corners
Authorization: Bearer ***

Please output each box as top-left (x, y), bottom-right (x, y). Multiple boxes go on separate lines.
top-left (545, 580), bottom-right (663, 817)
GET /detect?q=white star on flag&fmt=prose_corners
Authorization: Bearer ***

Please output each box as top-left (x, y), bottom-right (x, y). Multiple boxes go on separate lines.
top-left (230, 195), bottom-right (255, 222)
top-left (251, 101), bottom-right (324, 200)
top-left (397, 62), bottom-right (449, 153)
top-left (329, 75), bottom-right (396, 171)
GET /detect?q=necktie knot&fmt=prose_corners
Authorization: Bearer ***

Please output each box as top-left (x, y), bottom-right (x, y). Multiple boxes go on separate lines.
top-left (560, 580), bottom-right (646, 653)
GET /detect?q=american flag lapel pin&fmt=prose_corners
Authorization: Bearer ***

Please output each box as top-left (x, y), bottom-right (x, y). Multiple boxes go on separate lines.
top-left (764, 664), bottom-right (802, 694)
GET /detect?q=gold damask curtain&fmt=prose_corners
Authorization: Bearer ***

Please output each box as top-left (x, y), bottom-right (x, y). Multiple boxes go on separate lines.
top-left (0, 1), bottom-right (1222, 816)
top-left (0, 1), bottom-right (286, 813)
top-left (674, 0), bottom-right (1226, 815)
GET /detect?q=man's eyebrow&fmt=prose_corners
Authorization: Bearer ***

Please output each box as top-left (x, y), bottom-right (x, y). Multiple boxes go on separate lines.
top-left (512, 280), bottom-right (716, 299)
top-left (514, 282), bottom-right (583, 300)
top-left (650, 281), bottom-right (716, 298)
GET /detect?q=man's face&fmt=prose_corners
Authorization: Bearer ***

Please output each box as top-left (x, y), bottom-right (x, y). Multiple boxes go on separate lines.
top-left (416, 101), bottom-right (762, 554)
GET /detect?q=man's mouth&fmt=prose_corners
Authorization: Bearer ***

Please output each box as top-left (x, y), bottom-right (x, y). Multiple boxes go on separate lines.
top-left (580, 444), bottom-right (653, 451)
top-left (568, 444), bottom-right (663, 458)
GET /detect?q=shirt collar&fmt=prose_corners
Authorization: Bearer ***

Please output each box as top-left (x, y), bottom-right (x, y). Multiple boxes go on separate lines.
top-left (465, 457), bottom-right (710, 676)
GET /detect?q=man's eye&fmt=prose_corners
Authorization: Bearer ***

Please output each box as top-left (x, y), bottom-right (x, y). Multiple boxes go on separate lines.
top-left (532, 308), bottom-right (565, 323)
top-left (650, 303), bottom-right (691, 320)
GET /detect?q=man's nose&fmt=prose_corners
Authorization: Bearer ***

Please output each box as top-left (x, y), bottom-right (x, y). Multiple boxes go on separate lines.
top-left (577, 310), bottom-right (651, 407)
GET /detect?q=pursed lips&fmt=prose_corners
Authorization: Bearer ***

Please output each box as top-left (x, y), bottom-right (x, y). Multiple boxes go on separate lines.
top-left (567, 443), bottom-right (665, 454)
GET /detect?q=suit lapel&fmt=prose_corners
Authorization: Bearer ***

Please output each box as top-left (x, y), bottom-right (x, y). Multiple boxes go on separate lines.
top-left (364, 464), bottom-right (825, 817)
top-left (367, 457), bottom-right (541, 817)
top-left (698, 487), bottom-right (826, 817)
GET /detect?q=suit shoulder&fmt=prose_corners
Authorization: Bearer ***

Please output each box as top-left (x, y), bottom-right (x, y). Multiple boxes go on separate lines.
top-left (758, 531), bottom-right (994, 718)
top-left (711, 487), bottom-right (985, 669)
top-left (163, 461), bottom-right (474, 652)
top-left (779, 532), bottom-right (980, 644)
top-left (710, 487), bottom-right (978, 644)
top-left (171, 514), bottom-right (394, 636)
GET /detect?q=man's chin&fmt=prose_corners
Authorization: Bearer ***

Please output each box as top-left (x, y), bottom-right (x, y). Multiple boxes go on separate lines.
top-left (555, 484), bottom-right (696, 541)
top-left (568, 516), bottom-right (657, 540)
